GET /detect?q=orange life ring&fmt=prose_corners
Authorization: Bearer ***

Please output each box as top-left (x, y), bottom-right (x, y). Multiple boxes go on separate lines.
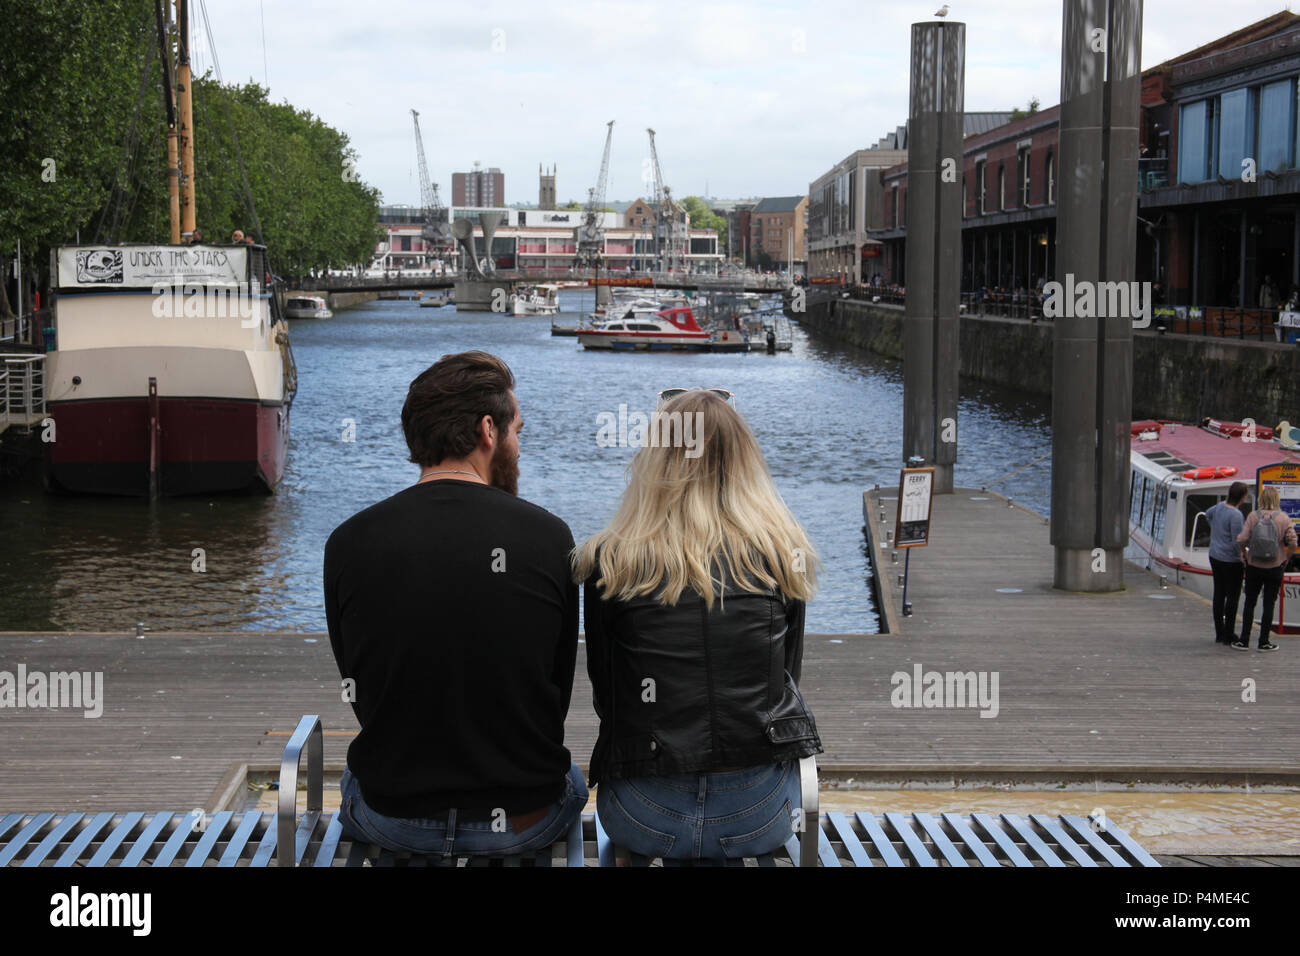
top-left (1181, 466), bottom-right (1238, 479)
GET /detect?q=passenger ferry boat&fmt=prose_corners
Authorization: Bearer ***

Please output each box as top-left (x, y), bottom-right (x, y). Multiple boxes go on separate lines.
top-left (577, 306), bottom-right (712, 350)
top-left (511, 284), bottom-right (559, 316)
top-left (1129, 417), bottom-right (1300, 632)
top-left (284, 294), bottom-right (332, 319)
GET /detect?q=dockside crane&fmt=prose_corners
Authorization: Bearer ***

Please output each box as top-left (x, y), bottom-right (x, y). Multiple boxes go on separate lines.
top-left (576, 120), bottom-right (615, 270)
top-left (411, 109), bottom-right (451, 266)
top-left (646, 128), bottom-right (687, 273)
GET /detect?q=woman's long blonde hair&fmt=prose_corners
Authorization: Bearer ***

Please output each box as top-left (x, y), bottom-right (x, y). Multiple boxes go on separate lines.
top-left (572, 390), bottom-right (818, 607)
top-left (1259, 486), bottom-right (1280, 511)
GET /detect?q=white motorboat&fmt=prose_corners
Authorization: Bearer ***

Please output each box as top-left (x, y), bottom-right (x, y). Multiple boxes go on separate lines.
top-left (284, 294), bottom-right (332, 319)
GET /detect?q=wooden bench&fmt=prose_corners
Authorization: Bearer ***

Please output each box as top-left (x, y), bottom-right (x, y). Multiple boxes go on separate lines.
top-left (0, 714), bottom-right (1161, 868)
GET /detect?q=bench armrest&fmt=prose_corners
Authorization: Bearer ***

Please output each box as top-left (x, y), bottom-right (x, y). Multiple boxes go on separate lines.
top-left (798, 754), bottom-right (819, 868)
top-left (277, 714), bottom-right (323, 868)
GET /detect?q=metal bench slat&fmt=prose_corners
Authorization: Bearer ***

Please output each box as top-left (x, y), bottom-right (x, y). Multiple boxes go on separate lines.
top-left (827, 811), bottom-right (872, 867)
top-left (87, 811), bottom-right (147, 867)
top-left (218, 812), bottom-right (264, 867)
top-left (782, 835), bottom-right (800, 864)
top-left (855, 811), bottom-right (906, 867)
top-left (884, 812), bottom-right (938, 867)
top-left (1080, 814), bottom-right (1162, 868)
top-left (970, 813), bottom-right (1034, 867)
top-left (914, 812), bottom-right (969, 867)
top-left (756, 852), bottom-right (778, 867)
top-left (565, 813), bottom-right (584, 867)
top-left (594, 811), bottom-right (614, 868)
top-left (815, 826), bottom-right (841, 867)
top-left (627, 851), bottom-right (650, 867)
top-left (999, 813), bottom-right (1065, 867)
top-left (940, 812), bottom-right (1001, 868)
top-left (1029, 814), bottom-right (1097, 867)
top-left (0, 812), bottom-right (27, 843)
top-left (1059, 815), bottom-right (1130, 868)
top-left (120, 812), bottom-right (176, 868)
top-left (313, 814), bottom-right (346, 868)
top-left (293, 810), bottom-right (321, 866)
top-left (0, 812), bottom-right (55, 867)
top-left (152, 814), bottom-right (198, 867)
top-left (55, 812), bottom-right (116, 868)
top-left (250, 818), bottom-right (279, 867)
top-left (20, 813), bottom-right (85, 867)
top-left (185, 811), bottom-right (234, 867)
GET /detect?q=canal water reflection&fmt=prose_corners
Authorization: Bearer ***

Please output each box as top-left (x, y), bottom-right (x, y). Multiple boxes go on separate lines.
top-left (0, 291), bottom-right (1053, 633)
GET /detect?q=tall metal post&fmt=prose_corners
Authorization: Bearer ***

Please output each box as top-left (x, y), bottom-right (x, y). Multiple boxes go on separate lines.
top-left (1052, 0), bottom-right (1142, 591)
top-left (903, 20), bottom-right (965, 493)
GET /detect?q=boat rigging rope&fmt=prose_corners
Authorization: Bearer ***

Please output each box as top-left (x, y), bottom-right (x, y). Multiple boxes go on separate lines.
top-left (981, 450), bottom-right (1053, 489)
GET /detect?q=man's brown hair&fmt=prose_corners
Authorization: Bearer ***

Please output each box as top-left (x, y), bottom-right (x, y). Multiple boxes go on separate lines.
top-left (401, 351), bottom-right (515, 466)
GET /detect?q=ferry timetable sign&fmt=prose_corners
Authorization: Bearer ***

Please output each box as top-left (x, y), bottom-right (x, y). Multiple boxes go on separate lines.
top-left (1255, 462), bottom-right (1300, 528)
top-left (896, 467), bottom-right (935, 548)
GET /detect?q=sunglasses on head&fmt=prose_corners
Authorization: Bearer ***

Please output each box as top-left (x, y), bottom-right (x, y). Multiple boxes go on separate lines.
top-left (657, 387), bottom-right (735, 405)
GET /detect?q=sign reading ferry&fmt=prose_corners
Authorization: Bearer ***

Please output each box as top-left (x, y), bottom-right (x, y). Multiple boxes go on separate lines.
top-left (896, 467), bottom-right (934, 548)
top-left (58, 245), bottom-right (248, 289)
top-left (1255, 461), bottom-right (1300, 530)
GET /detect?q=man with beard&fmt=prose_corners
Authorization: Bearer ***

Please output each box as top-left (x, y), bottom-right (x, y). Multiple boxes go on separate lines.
top-left (324, 350), bottom-right (585, 856)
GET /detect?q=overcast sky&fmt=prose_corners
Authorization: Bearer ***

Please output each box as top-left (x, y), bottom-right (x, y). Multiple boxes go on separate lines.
top-left (199, 1), bottom-right (1292, 206)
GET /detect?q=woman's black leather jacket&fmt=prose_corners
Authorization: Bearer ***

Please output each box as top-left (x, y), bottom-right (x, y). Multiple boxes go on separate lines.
top-left (582, 565), bottom-right (822, 785)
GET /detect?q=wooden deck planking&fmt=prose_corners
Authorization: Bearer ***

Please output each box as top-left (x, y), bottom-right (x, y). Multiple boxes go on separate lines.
top-left (1, 486), bottom-right (1298, 810)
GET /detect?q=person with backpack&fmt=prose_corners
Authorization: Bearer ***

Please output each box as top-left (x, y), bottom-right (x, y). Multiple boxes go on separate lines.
top-left (1234, 485), bottom-right (1295, 651)
top-left (1205, 482), bottom-right (1248, 644)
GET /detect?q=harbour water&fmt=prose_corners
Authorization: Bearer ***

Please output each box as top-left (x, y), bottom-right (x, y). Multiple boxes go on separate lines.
top-left (0, 290), bottom-right (1053, 633)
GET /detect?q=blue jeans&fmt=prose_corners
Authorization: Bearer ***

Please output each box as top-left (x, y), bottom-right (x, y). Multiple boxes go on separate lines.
top-left (597, 761), bottom-right (800, 861)
top-left (337, 763), bottom-right (588, 856)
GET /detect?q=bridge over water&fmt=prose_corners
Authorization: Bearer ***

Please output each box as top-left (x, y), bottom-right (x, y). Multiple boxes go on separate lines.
top-left (294, 269), bottom-right (791, 295)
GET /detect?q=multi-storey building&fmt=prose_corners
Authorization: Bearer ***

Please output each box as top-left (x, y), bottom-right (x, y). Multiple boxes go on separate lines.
top-left (859, 11), bottom-right (1300, 308)
top-left (750, 196), bottom-right (808, 272)
top-left (451, 164), bottom-right (505, 207)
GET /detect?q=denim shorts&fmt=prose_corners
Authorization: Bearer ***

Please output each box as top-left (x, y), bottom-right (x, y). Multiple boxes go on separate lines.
top-left (337, 763), bottom-right (588, 857)
top-left (596, 761), bottom-right (800, 861)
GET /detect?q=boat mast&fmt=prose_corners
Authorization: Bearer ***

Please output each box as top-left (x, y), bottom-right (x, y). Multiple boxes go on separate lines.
top-left (175, 0), bottom-right (197, 240)
top-left (154, 0), bottom-right (180, 244)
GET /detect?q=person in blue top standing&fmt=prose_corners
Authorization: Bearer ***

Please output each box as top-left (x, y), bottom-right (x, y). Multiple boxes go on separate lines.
top-left (1205, 482), bottom-right (1249, 644)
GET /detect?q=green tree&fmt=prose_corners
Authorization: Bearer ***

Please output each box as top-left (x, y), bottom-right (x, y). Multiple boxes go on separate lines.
top-left (0, 0), bottom-right (382, 313)
top-left (680, 196), bottom-right (727, 251)
top-left (1009, 96), bottom-right (1041, 122)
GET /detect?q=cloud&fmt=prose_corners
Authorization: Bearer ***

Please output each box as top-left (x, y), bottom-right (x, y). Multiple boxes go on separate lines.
top-left (200, 0), bottom-right (1288, 204)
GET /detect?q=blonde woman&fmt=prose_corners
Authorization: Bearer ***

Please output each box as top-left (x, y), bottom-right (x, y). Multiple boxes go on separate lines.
top-left (573, 387), bottom-right (823, 860)
top-left (1234, 485), bottom-right (1295, 651)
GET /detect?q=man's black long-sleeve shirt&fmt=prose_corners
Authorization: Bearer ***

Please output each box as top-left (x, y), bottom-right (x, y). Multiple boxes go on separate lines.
top-left (323, 479), bottom-right (578, 817)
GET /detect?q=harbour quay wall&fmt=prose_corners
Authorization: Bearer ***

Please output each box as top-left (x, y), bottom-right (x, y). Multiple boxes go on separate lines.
top-left (274, 289), bottom-right (379, 310)
top-left (796, 299), bottom-right (1300, 424)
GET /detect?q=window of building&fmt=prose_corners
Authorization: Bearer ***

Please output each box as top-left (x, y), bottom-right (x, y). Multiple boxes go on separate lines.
top-left (1045, 151), bottom-right (1055, 204)
top-left (1259, 79), bottom-right (1294, 173)
top-left (997, 164), bottom-right (1006, 210)
top-left (1178, 99), bottom-right (1212, 183)
top-left (975, 160), bottom-right (987, 214)
top-left (400, 236), bottom-right (411, 251)
top-left (1017, 146), bottom-right (1031, 206)
top-left (1218, 88), bottom-right (1254, 180)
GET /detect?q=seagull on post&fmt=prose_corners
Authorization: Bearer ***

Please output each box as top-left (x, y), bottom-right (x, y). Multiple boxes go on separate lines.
top-left (935, 4), bottom-right (950, 16)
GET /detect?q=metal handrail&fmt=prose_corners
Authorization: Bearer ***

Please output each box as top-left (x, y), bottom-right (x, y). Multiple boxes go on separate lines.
top-left (798, 755), bottom-right (820, 868)
top-left (276, 714), bottom-right (322, 867)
